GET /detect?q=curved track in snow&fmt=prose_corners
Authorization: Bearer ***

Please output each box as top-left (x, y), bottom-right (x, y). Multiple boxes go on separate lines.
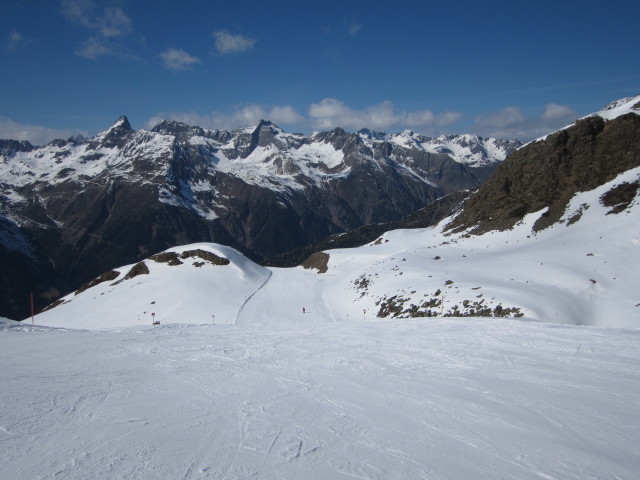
top-left (235, 269), bottom-right (273, 325)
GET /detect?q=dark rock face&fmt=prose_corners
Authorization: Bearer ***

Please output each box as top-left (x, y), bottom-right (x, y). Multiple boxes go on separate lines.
top-left (0, 139), bottom-right (35, 155)
top-left (0, 117), bottom-right (513, 319)
top-left (446, 114), bottom-right (640, 234)
top-left (600, 181), bottom-right (639, 214)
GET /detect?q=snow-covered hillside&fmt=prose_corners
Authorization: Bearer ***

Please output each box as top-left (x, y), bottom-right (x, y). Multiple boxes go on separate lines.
top-left (34, 158), bottom-right (640, 330)
top-left (35, 244), bottom-right (270, 330)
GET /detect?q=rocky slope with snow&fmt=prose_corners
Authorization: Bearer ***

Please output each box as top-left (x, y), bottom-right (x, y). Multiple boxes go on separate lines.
top-left (447, 95), bottom-right (640, 235)
top-left (0, 118), bottom-right (517, 319)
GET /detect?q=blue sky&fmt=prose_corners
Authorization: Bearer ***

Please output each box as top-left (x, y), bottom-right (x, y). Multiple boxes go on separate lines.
top-left (1, 0), bottom-right (639, 145)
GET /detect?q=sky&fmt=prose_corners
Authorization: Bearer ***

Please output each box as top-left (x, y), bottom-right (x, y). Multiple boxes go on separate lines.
top-left (0, 0), bottom-right (639, 145)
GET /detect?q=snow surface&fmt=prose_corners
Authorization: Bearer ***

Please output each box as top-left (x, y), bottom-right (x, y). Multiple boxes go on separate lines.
top-left (290, 142), bottom-right (345, 169)
top-left (2, 318), bottom-right (640, 480)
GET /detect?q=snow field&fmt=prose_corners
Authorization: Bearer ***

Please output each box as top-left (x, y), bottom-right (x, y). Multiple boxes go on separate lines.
top-left (321, 165), bottom-right (640, 328)
top-left (1, 318), bottom-right (639, 479)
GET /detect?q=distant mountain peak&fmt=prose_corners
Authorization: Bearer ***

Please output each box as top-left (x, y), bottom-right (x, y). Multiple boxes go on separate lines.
top-left (109, 116), bottom-right (132, 132)
top-left (100, 116), bottom-right (133, 147)
top-left (255, 119), bottom-right (279, 130)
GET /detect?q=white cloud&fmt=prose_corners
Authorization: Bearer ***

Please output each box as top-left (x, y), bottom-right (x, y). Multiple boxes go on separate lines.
top-left (308, 98), bottom-right (461, 132)
top-left (159, 48), bottom-right (201, 71)
top-left (474, 103), bottom-right (578, 140)
top-left (348, 23), bottom-right (362, 36)
top-left (96, 7), bottom-right (133, 38)
top-left (148, 100), bottom-right (462, 134)
top-left (475, 106), bottom-right (526, 130)
top-left (542, 103), bottom-right (576, 121)
top-left (5, 29), bottom-right (28, 52)
top-left (213, 30), bottom-right (255, 55)
top-left (75, 36), bottom-right (113, 59)
top-left (147, 104), bottom-right (304, 131)
top-left (61, 0), bottom-right (135, 59)
top-left (0, 117), bottom-right (88, 146)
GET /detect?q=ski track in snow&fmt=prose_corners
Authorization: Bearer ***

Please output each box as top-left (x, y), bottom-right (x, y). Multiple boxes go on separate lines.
top-left (2, 318), bottom-right (640, 480)
top-left (235, 270), bottom-right (273, 325)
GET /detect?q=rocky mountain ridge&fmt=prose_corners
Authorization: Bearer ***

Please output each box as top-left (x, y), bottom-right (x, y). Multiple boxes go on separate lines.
top-left (446, 95), bottom-right (640, 235)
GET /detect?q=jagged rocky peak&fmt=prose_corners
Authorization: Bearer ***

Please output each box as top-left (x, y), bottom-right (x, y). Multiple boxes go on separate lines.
top-left (314, 127), bottom-right (371, 159)
top-left (251, 119), bottom-right (285, 148)
top-left (151, 119), bottom-right (206, 140)
top-left (356, 128), bottom-right (388, 141)
top-left (314, 127), bottom-right (358, 148)
top-left (108, 116), bottom-right (133, 134)
top-left (102, 116), bottom-right (134, 147)
top-left (0, 139), bottom-right (35, 154)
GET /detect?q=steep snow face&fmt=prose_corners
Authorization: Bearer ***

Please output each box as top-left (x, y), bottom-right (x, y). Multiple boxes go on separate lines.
top-left (34, 165), bottom-right (640, 330)
top-left (290, 141), bottom-right (345, 169)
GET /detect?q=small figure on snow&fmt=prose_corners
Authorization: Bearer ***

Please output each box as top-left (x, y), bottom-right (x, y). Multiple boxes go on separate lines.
top-left (302, 307), bottom-right (306, 314)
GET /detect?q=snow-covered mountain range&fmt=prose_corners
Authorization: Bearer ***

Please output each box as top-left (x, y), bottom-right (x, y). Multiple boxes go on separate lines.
top-left (0, 118), bottom-right (519, 319)
top-left (33, 94), bottom-right (640, 330)
top-left (3, 95), bottom-right (640, 480)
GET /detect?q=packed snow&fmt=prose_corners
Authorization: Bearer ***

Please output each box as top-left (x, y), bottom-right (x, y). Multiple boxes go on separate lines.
top-left (2, 316), bottom-right (640, 480)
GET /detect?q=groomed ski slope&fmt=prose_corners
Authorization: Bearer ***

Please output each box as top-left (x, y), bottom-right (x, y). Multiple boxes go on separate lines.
top-left (2, 318), bottom-right (640, 480)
